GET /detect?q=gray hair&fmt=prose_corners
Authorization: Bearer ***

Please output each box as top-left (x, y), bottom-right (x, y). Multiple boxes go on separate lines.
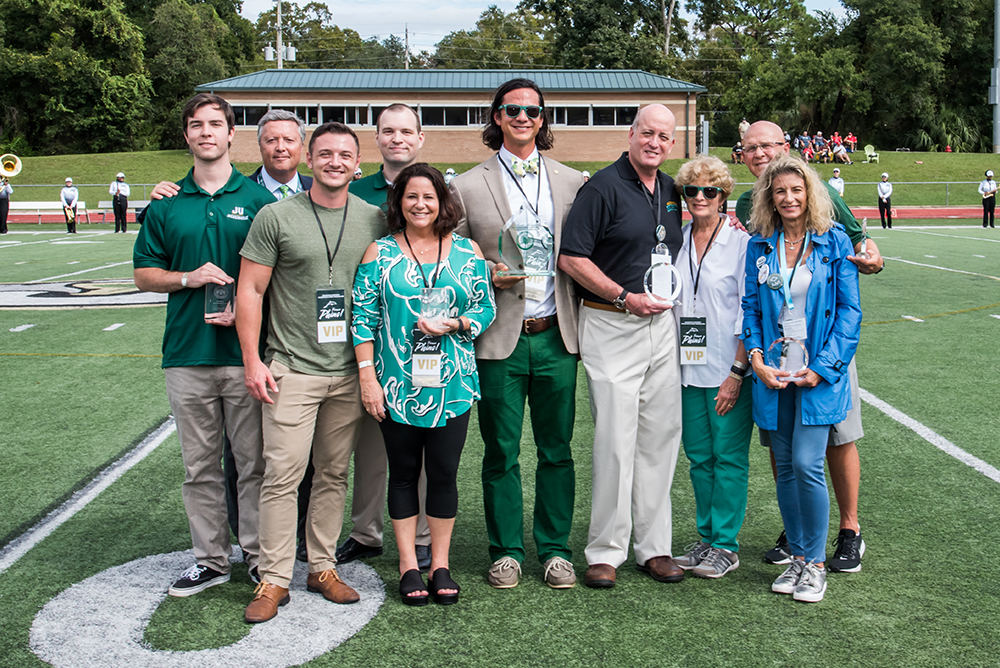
top-left (257, 109), bottom-right (306, 143)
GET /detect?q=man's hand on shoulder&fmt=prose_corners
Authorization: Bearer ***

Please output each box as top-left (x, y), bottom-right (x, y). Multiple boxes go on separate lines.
top-left (150, 181), bottom-right (181, 200)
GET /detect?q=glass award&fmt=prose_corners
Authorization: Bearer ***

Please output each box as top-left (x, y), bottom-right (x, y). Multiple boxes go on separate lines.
top-left (765, 336), bottom-right (809, 381)
top-left (497, 205), bottom-right (555, 277)
top-left (643, 244), bottom-right (682, 306)
top-left (420, 287), bottom-right (455, 327)
top-left (858, 218), bottom-right (870, 259)
top-left (205, 282), bottom-right (235, 321)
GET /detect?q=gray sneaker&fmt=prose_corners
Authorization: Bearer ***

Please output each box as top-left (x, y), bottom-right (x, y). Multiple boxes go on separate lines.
top-left (542, 556), bottom-right (576, 589)
top-left (793, 562), bottom-right (827, 602)
top-left (673, 541), bottom-right (711, 570)
top-left (487, 556), bottom-right (521, 589)
top-left (771, 559), bottom-right (804, 595)
top-left (692, 548), bottom-right (739, 579)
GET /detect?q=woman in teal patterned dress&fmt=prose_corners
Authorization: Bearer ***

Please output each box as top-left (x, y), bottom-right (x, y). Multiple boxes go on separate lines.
top-left (352, 163), bottom-right (495, 606)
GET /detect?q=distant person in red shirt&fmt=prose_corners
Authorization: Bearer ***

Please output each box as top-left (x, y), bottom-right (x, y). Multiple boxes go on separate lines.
top-left (844, 133), bottom-right (857, 153)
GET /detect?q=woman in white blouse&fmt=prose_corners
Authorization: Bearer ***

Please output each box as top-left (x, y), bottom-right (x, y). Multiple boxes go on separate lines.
top-left (672, 155), bottom-right (754, 580)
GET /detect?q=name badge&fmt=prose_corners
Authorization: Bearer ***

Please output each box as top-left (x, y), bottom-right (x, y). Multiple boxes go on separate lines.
top-left (782, 317), bottom-right (808, 340)
top-left (412, 329), bottom-right (444, 387)
top-left (316, 287), bottom-right (347, 343)
top-left (679, 316), bottom-right (708, 365)
top-left (524, 274), bottom-right (547, 302)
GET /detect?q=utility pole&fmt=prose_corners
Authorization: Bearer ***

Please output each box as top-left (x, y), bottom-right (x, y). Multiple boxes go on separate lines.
top-left (276, 0), bottom-right (283, 70)
top-left (405, 25), bottom-right (410, 70)
top-left (994, 0), bottom-right (1000, 152)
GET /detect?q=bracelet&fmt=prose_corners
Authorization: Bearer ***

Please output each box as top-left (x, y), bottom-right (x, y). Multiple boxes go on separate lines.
top-left (874, 261), bottom-right (885, 274)
top-left (357, 360), bottom-right (373, 370)
top-left (455, 318), bottom-right (465, 333)
top-left (729, 372), bottom-right (745, 382)
top-left (731, 361), bottom-right (749, 374)
top-left (748, 348), bottom-right (764, 362)
top-left (181, 272), bottom-right (188, 288)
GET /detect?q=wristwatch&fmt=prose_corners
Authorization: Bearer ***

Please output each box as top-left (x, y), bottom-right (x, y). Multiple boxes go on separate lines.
top-left (612, 289), bottom-right (629, 311)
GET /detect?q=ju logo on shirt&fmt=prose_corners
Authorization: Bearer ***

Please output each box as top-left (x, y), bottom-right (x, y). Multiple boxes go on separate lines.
top-left (227, 206), bottom-right (249, 221)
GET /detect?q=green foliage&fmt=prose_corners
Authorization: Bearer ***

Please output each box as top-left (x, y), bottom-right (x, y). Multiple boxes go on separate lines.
top-left (434, 5), bottom-right (554, 69)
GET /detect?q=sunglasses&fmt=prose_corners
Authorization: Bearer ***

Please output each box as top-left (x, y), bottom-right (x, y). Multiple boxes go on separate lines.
top-left (682, 185), bottom-right (721, 199)
top-left (498, 104), bottom-right (544, 119)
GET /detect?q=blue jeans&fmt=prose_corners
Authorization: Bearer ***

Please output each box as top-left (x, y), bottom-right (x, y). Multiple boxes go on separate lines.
top-left (766, 386), bottom-right (831, 563)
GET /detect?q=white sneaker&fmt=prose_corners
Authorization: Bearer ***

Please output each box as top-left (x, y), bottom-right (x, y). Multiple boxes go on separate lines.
top-left (793, 562), bottom-right (828, 602)
top-left (771, 559), bottom-right (804, 595)
top-left (673, 541), bottom-right (711, 570)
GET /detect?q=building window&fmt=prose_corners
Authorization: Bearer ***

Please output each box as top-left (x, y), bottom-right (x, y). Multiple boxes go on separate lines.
top-left (470, 107), bottom-right (490, 125)
top-left (566, 107), bottom-right (589, 126)
top-left (273, 105), bottom-right (319, 125)
top-left (617, 106), bottom-right (638, 126)
top-left (232, 106), bottom-right (268, 126)
top-left (593, 107), bottom-right (616, 126)
top-left (321, 106), bottom-right (361, 125)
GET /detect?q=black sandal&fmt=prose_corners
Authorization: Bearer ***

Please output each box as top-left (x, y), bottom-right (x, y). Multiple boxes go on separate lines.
top-left (428, 568), bottom-right (460, 605)
top-left (399, 569), bottom-right (429, 606)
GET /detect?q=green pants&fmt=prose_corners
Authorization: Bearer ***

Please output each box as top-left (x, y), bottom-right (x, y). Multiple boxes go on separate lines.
top-left (680, 384), bottom-right (754, 553)
top-left (478, 325), bottom-right (577, 564)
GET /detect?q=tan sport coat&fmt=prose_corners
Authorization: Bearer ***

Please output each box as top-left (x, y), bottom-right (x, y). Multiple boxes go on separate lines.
top-left (451, 154), bottom-right (585, 359)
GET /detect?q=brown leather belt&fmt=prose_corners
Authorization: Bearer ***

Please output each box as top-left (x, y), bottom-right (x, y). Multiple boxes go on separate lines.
top-left (523, 314), bottom-right (557, 334)
top-left (581, 300), bottom-right (622, 313)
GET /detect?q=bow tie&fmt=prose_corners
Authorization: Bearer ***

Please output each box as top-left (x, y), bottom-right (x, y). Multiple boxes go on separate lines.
top-left (511, 156), bottom-right (539, 177)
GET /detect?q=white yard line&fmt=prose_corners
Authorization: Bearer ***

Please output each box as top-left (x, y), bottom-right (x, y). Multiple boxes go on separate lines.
top-left (103, 323), bottom-right (125, 331)
top-left (884, 256), bottom-right (1000, 281)
top-left (897, 229), bottom-right (1000, 244)
top-left (26, 260), bottom-right (134, 283)
top-left (0, 418), bottom-right (176, 576)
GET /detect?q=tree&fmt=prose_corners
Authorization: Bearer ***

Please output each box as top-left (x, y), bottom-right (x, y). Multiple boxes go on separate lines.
top-left (434, 5), bottom-right (554, 69)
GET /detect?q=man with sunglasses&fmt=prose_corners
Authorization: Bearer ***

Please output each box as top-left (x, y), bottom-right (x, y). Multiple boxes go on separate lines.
top-left (735, 120), bottom-right (882, 574)
top-left (559, 104), bottom-right (686, 589)
top-left (451, 78), bottom-right (585, 590)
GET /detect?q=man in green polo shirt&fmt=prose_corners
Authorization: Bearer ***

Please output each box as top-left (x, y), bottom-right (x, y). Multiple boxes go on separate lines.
top-left (336, 103), bottom-right (433, 571)
top-left (134, 93), bottom-right (274, 598)
top-left (237, 122), bottom-right (387, 624)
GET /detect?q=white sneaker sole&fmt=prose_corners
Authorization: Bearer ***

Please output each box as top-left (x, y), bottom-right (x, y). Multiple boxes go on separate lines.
top-left (168, 573), bottom-right (230, 597)
top-left (693, 560), bottom-right (739, 579)
top-left (828, 539), bottom-right (866, 573)
top-left (793, 581), bottom-right (827, 602)
top-left (771, 580), bottom-right (797, 595)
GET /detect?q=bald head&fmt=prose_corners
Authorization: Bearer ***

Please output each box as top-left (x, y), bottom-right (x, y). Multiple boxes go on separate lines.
top-left (742, 121), bottom-right (790, 178)
top-left (628, 104), bottom-right (677, 177)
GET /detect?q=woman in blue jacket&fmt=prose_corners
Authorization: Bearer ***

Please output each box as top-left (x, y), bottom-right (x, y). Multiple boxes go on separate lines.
top-left (741, 154), bottom-right (861, 603)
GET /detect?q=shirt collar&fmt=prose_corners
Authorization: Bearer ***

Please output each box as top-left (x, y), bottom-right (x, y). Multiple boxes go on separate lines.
top-left (498, 145), bottom-right (540, 170)
top-left (181, 164), bottom-right (244, 196)
top-left (258, 166), bottom-right (301, 194)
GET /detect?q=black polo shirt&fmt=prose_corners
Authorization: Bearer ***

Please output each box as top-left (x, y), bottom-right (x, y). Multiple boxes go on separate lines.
top-left (560, 152), bottom-right (683, 304)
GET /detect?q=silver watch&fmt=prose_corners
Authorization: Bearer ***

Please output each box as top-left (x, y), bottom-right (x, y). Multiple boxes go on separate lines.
top-left (612, 289), bottom-right (628, 311)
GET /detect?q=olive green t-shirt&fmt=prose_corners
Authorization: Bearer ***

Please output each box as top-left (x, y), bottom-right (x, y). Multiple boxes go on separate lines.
top-left (240, 190), bottom-right (387, 376)
top-left (735, 181), bottom-right (864, 247)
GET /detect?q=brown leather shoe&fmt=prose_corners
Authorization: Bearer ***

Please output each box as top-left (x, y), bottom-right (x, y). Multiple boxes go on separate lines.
top-left (584, 563), bottom-right (616, 588)
top-left (307, 568), bottom-right (361, 604)
top-left (245, 581), bottom-right (289, 623)
top-left (637, 555), bottom-right (684, 583)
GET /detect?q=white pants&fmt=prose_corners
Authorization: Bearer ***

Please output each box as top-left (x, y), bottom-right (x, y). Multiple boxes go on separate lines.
top-left (579, 306), bottom-right (682, 568)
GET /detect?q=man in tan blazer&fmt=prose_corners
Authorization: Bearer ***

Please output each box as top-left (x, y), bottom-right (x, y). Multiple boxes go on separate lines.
top-left (451, 78), bottom-right (584, 590)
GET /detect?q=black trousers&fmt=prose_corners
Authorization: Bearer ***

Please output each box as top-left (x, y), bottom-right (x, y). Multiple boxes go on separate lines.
top-left (113, 194), bottom-right (128, 232)
top-left (878, 198), bottom-right (892, 228)
top-left (984, 197), bottom-right (995, 228)
top-left (380, 411), bottom-right (470, 520)
top-left (0, 197), bottom-right (8, 233)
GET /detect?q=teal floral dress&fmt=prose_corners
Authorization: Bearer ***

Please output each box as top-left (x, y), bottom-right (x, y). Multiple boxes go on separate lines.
top-left (352, 233), bottom-right (496, 427)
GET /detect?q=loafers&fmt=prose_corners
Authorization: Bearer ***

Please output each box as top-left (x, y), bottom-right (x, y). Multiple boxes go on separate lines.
top-left (307, 568), bottom-right (360, 604)
top-left (636, 555), bottom-right (684, 583)
top-left (335, 537), bottom-right (383, 564)
top-left (245, 582), bottom-right (289, 623)
top-left (584, 563), bottom-right (616, 588)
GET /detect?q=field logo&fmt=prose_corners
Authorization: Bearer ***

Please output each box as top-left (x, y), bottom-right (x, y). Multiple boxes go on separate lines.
top-left (31, 549), bottom-right (384, 667)
top-left (0, 279), bottom-right (167, 309)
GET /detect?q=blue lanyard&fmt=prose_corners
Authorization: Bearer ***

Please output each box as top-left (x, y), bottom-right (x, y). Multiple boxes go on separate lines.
top-left (778, 231), bottom-right (810, 311)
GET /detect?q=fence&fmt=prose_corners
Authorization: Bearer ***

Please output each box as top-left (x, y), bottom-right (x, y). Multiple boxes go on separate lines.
top-left (732, 181), bottom-right (985, 208)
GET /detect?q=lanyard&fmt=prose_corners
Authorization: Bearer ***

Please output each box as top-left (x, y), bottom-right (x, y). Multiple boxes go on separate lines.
top-left (640, 177), bottom-right (661, 236)
top-left (686, 217), bottom-right (723, 312)
top-left (778, 230), bottom-right (810, 311)
top-left (498, 154), bottom-right (542, 218)
top-left (402, 229), bottom-right (444, 289)
top-left (308, 192), bottom-right (348, 285)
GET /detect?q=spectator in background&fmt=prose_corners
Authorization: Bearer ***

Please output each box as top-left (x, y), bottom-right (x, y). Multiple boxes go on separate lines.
top-left (832, 143), bottom-right (853, 165)
top-left (738, 118), bottom-right (750, 139)
top-left (582, 170), bottom-right (591, 182)
top-left (61, 177), bottom-right (78, 234)
top-left (110, 172), bottom-right (130, 233)
top-left (830, 132), bottom-right (842, 147)
top-left (444, 168), bottom-right (457, 186)
top-left (877, 173), bottom-right (893, 229)
top-left (731, 142), bottom-right (743, 164)
top-left (813, 131), bottom-right (826, 151)
top-left (354, 167), bottom-right (363, 180)
top-left (795, 131), bottom-right (809, 154)
top-left (844, 133), bottom-right (857, 153)
top-left (801, 143), bottom-right (815, 163)
top-left (979, 170), bottom-right (997, 229)
top-left (828, 167), bottom-right (845, 197)
top-left (0, 176), bottom-right (11, 234)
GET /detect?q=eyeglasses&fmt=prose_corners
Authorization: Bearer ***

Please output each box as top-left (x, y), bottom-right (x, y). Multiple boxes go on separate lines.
top-left (742, 141), bottom-right (786, 155)
top-left (498, 104), bottom-right (544, 119)
top-left (682, 185), bottom-right (721, 199)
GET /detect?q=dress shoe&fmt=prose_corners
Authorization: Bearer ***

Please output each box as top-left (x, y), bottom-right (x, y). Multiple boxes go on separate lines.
top-left (245, 582), bottom-right (289, 623)
top-left (296, 541), bottom-right (308, 563)
top-left (415, 544), bottom-right (432, 572)
top-left (335, 537), bottom-right (383, 564)
top-left (637, 555), bottom-right (684, 583)
top-left (307, 568), bottom-right (360, 604)
top-left (584, 563), bottom-right (616, 588)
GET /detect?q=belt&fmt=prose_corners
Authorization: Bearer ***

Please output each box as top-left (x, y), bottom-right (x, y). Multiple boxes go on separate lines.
top-left (581, 300), bottom-right (622, 313)
top-left (523, 314), bottom-right (557, 334)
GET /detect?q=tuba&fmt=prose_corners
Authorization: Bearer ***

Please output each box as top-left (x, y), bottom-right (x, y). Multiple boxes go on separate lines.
top-left (1, 154), bottom-right (20, 187)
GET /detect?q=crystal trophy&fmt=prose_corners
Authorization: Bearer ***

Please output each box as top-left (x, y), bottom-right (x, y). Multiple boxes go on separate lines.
top-left (643, 244), bottom-right (682, 306)
top-left (419, 287), bottom-right (455, 327)
top-left (205, 283), bottom-right (235, 321)
top-left (765, 336), bottom-right (809, 381)
top-left (497, 205), bottom-right (555, 277)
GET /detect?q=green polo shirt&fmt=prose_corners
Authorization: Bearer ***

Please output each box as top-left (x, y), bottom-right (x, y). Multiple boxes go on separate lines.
top-left (134, 165), bottom-right (274, 368)
top-left (735, 181), bottom-right (865, 247)
top-left (349, 166), bottom-right (390, 211)
top-left (240, 191), bottom-right (388, 376)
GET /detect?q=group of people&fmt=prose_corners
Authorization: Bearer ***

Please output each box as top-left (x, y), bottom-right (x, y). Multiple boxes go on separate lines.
top-left (134, 80), bottom-right (887, 626)
top-left (793, 131), bottom-right (855, 165)
top-left (57, 173), bottom-right (132, 233)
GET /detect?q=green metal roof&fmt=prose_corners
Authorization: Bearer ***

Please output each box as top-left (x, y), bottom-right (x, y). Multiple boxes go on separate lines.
top-left (195, 69), bottom-right (706, 94)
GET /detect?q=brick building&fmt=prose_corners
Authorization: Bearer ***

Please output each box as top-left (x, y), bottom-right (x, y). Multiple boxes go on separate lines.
top-left (194, 69), bottom-right (707, 164)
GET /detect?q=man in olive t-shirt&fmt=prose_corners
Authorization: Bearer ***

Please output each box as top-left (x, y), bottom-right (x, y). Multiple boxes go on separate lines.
top-left (236, 122), bottom-right (387, 624)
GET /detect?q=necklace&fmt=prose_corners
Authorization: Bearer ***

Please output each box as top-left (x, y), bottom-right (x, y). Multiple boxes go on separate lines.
top-left (784, 234), bottom-right (806, 249)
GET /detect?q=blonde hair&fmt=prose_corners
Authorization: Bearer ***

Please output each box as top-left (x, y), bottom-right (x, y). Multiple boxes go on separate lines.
top-left (675, 154), bottom-right (735, 200)
top-left (749, 154), bottom-right (834, 238)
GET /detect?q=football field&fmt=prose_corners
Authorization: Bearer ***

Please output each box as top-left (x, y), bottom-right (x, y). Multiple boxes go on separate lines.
top-left (1, 221), bottom-right (999, 668)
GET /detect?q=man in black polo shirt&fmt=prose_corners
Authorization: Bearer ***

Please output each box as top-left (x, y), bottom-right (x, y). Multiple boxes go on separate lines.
top-left (558, 104), bottom-right (685, 589)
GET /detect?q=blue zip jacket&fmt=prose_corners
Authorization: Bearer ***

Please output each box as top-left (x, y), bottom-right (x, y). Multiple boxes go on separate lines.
top-left (740, 225), bottom-right (861, 428)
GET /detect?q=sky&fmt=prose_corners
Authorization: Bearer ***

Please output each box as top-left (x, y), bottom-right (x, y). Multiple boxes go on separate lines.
top-left (239, 0), bottom-right (849, 56)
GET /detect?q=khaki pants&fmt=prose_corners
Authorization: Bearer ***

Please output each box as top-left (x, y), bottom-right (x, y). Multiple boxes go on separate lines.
top-left (164, 366), bottom-right (264, 573)
top-left (578, 307), bottom-right (682, 568)
top-left (259, 361), bottom-right (366, 588)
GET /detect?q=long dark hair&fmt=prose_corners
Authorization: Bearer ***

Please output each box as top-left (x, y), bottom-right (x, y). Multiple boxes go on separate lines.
top-left (386, 163), bottom-right (460, 237)
top-left (481, 78), bottom-right (554, 152)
